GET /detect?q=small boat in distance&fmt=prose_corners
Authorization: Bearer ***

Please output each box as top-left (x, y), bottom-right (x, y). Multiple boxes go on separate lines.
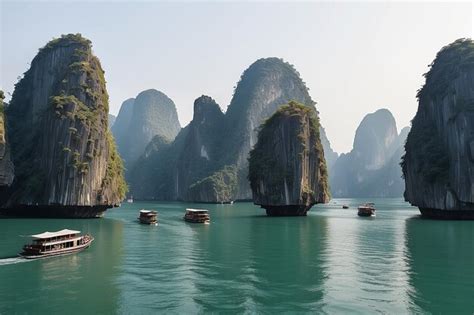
top-left (127, 196), bottom-right (134, 203)
top-left (358, 203), bottom-right (376, 217)
top-left (19, 229), bottom-right (93, 259)
top-left (342, 205), bottom-right (349, 209)
top-left (138, 210), bottom-right (158, 225)
top-left (184, 208), bottom-right (210, 224)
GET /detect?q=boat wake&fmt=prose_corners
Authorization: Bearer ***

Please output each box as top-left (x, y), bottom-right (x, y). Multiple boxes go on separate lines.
top-left (0, 256), bottom-right (27, 266)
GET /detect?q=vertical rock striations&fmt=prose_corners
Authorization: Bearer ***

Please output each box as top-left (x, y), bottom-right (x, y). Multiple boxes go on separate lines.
top-left (129, 57), bottom-right (333, 202)
top-left (224, 58), bottom-right (319, 200)
top-left (1, 34), bottom-right (126, 217)
top-left (319, 126), bottom-right (338, 171)
top-left (248, 101), bottom-right (330, 216)
top-left (402, 38), bottom-right (474, 219)
top-left (174, 96), bottom-right (235, 202)
top-left (0, 91), bottom-right (14, 187)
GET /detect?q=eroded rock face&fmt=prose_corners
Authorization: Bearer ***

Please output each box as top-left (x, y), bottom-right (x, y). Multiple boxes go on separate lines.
top-left (402, 39), bottom-right (474, 219)
top-left (1, 34), bottom-right (126, 217)
top-left (248, 101), bottom-right (330, 216)
top-left (174, 96), bottom-right (233, 202)
top-left (0, 91), bottom-right (14, 187)
top-left (330, 109), bottom-right (407, 197)
top-left (130, 57), bottom-right (333, 202)
top-left (225, 58), bottom-right (320, 200)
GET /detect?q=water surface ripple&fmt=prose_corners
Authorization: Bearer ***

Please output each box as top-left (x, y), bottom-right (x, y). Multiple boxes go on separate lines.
top-left (1, 198), bottom-right (473, 313)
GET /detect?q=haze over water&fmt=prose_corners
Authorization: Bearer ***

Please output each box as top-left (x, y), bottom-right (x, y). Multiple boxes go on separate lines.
top-left (1, 199), bottom-right (473, 313)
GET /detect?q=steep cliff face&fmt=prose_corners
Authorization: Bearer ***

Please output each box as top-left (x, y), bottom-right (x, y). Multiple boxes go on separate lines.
top-left (174, 96), bottom-right (232, 202)
top-left (319, 126), bottom-right (338, 171)
top-left (248, 101), bottom-right (329, 215)
top-left (402, 39), bottom-right (474, 218)
top-left (129, 57), bottom-right (331, 202)
top-left (128, 128), bottom-right (189, 200)
top-left (331, 109), bottom-right (407, 197)
top-left (111, 98), bottom-right (134, 162)
top-left (0, 91), bottom-right (14, 187)
top-left (1, 34), bottom-right (126, 217)
top-left (223, 57), bottom-right (319, 199)
top-left (112, 90), bottom-right (181, 170)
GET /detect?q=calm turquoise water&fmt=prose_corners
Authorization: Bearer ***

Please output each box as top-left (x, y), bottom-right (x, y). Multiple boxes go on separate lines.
top-left (0, 199), bottom-right (473, 314)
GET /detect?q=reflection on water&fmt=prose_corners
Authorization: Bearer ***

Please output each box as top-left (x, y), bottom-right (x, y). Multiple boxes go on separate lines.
top-left (405, 217), bottom-right (474, 314)
top-left (1, 199), bottom-right (473, 313)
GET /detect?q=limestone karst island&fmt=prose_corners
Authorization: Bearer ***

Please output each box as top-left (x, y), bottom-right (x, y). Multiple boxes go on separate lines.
top-left (0, 2), bottom-right (473, 314)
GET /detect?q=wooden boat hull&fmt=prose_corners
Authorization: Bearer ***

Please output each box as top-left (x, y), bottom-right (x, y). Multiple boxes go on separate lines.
top-left (138, 219), bottom-right (158, 225)
top-left (19, 237), bottom-right (94, 259)
top-left (357, 212), bottom-right (375, 217)
top-left (184, 217), bottom-right (210, 224)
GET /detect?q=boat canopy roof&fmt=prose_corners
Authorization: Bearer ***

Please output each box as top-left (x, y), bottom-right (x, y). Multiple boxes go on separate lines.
top-left (30, 229), bottom-right (80, 239)
top-left (140, 210), bottom-right (157, 214)
top-left (186, 208), bottom-right (208, 213)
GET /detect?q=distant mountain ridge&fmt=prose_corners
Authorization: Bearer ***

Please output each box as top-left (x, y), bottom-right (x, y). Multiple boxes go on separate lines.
top-left (112, 89), bottom-right (181, 172)
top-left (129, 57), bottom-right (336, 202)
top-left (330, 109), bottom-right (409, 197)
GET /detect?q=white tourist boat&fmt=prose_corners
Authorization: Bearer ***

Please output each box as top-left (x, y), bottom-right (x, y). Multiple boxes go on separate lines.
top-left (19, 229), bottom-right (94, 259)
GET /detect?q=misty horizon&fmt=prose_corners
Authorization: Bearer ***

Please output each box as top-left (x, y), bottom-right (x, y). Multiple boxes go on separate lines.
top-left (1, 1), bottom-right (472, 153)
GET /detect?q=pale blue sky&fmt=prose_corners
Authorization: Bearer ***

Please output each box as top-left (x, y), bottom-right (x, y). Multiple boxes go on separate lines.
top-left (1, 1), bottom-right (472, 153)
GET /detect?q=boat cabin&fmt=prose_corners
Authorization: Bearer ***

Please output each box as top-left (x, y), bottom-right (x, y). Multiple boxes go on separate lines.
top-left (138, 210), bottom-right (158, 225)
top-left (184, 208), bottom-right (210, 223)
top-left (20, 229), bottom-right (93, 259)
top-left (357, 203), bottom-right (376, 217)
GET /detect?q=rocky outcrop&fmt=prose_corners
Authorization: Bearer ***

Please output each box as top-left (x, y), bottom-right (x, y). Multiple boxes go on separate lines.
top-left (319, 126), bottom-right (338, 171)
top-left (224, 58), bottom-right (319, 200)
top-left (174, 96), bottom-right (231, 201)
top-left (112, 90), bottom-right (180, 170)
top-left (111, 98), bottom-right (134, 148)
top-left (130, 57), bottom-right (332, 202)
top-left (402, 38), bottom-right (474, 219)
top-left (248, 101), bottom-right (330, 215)
top-left (128, 129), bottom-right (189, 200)
top-left (0, 34), bottom-right (126, 217)
top-left (0, 91), bottom-right (14, 187)
top-left (330, 109), bottom-right (408, 197)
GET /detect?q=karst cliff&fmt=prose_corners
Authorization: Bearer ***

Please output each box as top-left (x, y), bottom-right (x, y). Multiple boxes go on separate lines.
top-left (402, 38), bottom-right (474, 219)
top-left (0, 34), bottom-right (126, 217)
top-left (248, 101), bottom-right (330, 215)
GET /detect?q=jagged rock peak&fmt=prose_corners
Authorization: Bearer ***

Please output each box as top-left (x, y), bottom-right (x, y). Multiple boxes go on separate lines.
top-left (193, 95), bottom-right (223, 122)
top-left (227, 57), bottom-right (314, 116)
top-left (1, 33), bottom-right (126, 217)
top-left (248, 101), bottom-right (330, 216)
top-left (402, 38), bottom-right (474, 219)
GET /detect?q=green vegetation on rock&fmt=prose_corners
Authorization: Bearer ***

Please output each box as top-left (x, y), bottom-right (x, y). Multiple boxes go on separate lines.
top-left (3, 33), bottom-right (126, 210)
top-left (248, 100), bottom-right (329, 210)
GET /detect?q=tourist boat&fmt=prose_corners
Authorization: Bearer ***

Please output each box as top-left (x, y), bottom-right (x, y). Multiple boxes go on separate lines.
top-left (342, 205), bottom-right (349, 209)
top-left (19, 229), bottom-right (94, 259)
top-left (358, 203), bottom-right (376, 217)
top-left (184, 208), bottom-right (210, 224)
top-left (138, 210), bottom-right (158, 225)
